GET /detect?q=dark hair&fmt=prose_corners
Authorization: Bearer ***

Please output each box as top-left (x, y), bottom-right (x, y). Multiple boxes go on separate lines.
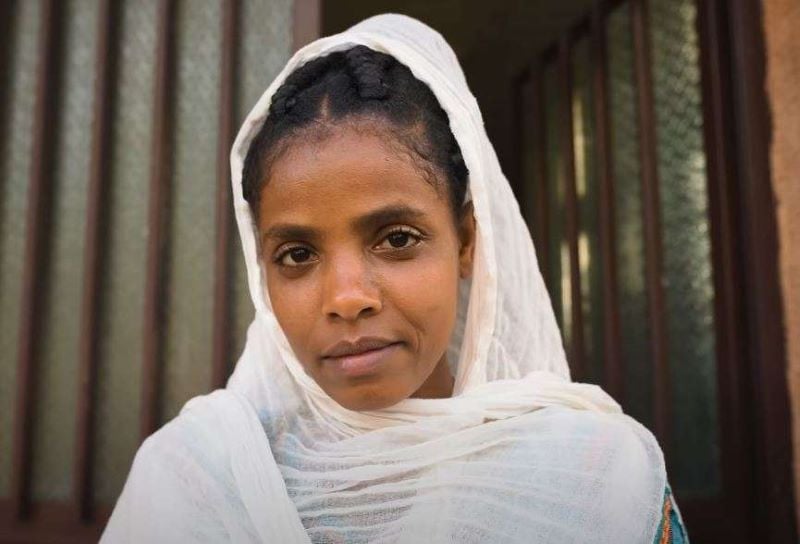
top-left (241, 45), bottom-right (468, 221)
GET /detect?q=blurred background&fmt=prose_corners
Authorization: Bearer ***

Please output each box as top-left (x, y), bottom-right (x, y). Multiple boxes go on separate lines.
top-left (0, 0), bottom-right (798, 542)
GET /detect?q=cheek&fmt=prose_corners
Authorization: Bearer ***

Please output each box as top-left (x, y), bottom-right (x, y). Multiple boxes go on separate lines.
top-left (383, 252), bottom-right (460, 349)
top-left (266, 271), bottom-right (318, 356)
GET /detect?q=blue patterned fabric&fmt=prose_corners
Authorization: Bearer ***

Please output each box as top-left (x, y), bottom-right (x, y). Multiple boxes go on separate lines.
top-left (654, 485), bottom-right (688, 543)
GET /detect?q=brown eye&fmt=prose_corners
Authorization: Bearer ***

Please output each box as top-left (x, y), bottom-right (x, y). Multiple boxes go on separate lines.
top-left (276, 246), bottom-right (317, 267)
top-left (375, 227), bottom-right (423, 251)
top-left (387, 232), bottom-right (411, 248)
top-left (289, 248), bottom-right (312, 262)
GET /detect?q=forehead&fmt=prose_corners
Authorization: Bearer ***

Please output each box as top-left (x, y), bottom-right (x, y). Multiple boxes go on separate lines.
top-left (257, 126), bottom-right (450, 226)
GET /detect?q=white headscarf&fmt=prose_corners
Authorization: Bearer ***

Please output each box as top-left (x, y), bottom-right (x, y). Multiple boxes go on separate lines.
top-left (103, 14), bottom-right (667, 543)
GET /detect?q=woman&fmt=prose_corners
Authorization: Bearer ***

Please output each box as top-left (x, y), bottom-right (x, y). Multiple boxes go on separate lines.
top-left (103, 14), bottom-right (687, 543)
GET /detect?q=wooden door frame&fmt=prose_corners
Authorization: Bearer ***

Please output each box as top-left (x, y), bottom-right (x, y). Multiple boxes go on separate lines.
top-left (709, 0), bottom-right (796, 540)
top-left (293, 0), bottom-right (321, 53)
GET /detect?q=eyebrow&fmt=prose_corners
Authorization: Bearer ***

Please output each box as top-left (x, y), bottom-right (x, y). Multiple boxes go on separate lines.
top-left (261, 224), bottom-right (319, 245)
top-left (352, 204), bottom-right (427, 232)
top-left (261, 204), bottom-right (427, 245)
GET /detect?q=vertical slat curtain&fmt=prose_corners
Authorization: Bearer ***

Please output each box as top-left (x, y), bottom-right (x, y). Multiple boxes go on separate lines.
top-left (0, 0), bottom-right (293, 539)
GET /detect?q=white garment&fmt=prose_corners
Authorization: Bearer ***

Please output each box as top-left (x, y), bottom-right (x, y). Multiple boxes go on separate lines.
top-left (102, 13), bottom-right (667, 543)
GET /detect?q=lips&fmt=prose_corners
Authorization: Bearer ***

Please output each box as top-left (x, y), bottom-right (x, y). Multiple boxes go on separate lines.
top-left (321, 337), bottom-right (401, 378)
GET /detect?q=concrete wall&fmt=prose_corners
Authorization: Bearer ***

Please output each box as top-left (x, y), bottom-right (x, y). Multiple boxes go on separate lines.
top-left (762, 0), bottom-right (800, 525)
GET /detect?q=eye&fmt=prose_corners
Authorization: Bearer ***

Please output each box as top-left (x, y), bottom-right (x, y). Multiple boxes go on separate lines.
top-left (375, 226), bottom-right (423, 251)
top-left (275, 245), bottom-right (317, 267)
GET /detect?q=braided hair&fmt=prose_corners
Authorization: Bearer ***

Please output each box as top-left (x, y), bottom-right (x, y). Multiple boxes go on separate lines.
top-left (242, 45), bottom-right (469, 221)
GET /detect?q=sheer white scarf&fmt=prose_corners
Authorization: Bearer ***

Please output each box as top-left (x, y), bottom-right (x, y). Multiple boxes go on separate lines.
top-left (102, 14), bottom-right (667, 543)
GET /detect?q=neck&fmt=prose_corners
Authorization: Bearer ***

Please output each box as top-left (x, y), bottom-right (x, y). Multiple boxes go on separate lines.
top-left (411, 355), bottom-right (454, 399)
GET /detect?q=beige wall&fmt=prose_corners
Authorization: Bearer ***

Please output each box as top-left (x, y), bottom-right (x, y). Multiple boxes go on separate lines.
top-left (762, 0), bottom-right (800, 525)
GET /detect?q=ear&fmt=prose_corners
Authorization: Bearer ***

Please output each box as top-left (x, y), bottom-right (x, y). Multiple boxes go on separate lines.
top-left (457, 201), bottom-right (476, 279)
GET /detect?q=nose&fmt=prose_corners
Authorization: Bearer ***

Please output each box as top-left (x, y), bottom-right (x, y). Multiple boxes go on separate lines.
top-left (321, 254), bottom-right (382, 321)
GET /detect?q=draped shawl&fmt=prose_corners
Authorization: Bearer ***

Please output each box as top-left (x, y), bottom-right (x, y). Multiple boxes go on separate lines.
top-left (102, 13), bottom-right (667, 543)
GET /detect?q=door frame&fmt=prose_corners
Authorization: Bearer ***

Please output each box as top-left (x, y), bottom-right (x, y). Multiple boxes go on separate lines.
top-left (704, 0), bottom-right (796, 540)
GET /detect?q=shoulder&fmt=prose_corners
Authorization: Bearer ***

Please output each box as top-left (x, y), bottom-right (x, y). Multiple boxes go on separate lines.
top-left (525, 406), bottom-right (664, 458)
top-left (136, 389), bottom-right (262, 478)
top-left (539, 406), bottom-right (665, 480)
top-left (102, 391), bottom-right (263, 542)
top-left (511, 407), bottom-right (668, 540)
top-left (504, 406), bottom-right (666, 486)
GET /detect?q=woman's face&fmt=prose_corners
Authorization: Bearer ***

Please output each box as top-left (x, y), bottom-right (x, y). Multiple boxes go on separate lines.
top-left (257, 123), bottom-right (475, 411)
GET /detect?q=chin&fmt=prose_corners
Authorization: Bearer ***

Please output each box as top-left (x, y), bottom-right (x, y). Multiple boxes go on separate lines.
top-left (332, 384), bottom-right (408, 412)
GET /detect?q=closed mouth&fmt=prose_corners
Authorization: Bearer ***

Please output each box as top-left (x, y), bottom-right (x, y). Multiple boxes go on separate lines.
top-left (320, 338), bottom-right (402, 378)
top-left (321, 337), bottom-right (400, 359)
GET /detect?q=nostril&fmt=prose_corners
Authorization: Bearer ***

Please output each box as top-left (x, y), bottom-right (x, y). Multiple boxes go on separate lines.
top-left (321, 258), bottom-right (382, 320)
top-left (324, 294), bottom-right (381, 321)
top-left (322, 282), bottom-right (382, 320)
